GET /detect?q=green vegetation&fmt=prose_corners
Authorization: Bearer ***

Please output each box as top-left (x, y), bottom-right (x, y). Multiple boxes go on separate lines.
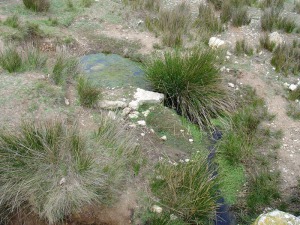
top-left (271, 41), bottom-right (300, 75)
top-left (235, 39), bottom-right (254, 56)
top-left (220, 0), bottom-right (232, 23)
top-left (0, 119), bottom-right (136, 224)
top-left (143, 213), bottom-right (187, 225)
top-left (23, 45), bottom-right (48, 71)
top-left (295, 0), bottom-right (300, 14)
top-left (145, 49), bottom-right (233, 127)
top-left (123, 0), bottom-right (161, 11)
top-left (0, 47), bottom-right (22, 73)
top-left (288, 87), bottom-right (300, 101)
top-left (259, 33), bottom-right (276, 52)
top-left (260, 8), bottom-right (280, 31)
top-left (151, 152), bottom-right (218, 223)
top-left (77, 76), bottom-right (101, 108)
top-left (81, 0), bottom-right (93, 7)
top-left (259, 0), bottom-right (285, 10)
top-left (231, 6), bottom-right (251, 27)
top-left (287, 102), bottom-right (300, 120)
top-left (3, 15), bottom-right (20, 28)
top-left (22, 0), bottom-right (50, 12)
top-left (277, 16), bottom-right (297, 33)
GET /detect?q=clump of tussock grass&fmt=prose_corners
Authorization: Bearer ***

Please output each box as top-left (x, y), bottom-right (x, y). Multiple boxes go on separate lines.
top-left (271, 41), bottom-right (300, 75)
top-left (81, 0), bottom-right (93, 7)
top-left (23, 22), bottom-right (45, 39)
top-left (196, 3), bottom-right (222, 33)
top-left (146, 2), bottom-right (191, 47)
top-left (3, 15), bottom-right (20, 28)
top-left (235, 39), bottom-right (254, 56)
top-left (22, 45), bottom-right (48, 71)
top-left (259, 33), bottom-right (276, 52)
top-left (276, 16), bottom-right (298, 33)
top-left (260, 8), bottom-right (280, 31)
top-left (145, 48), bottom-right (234, 128)
top-left (220, 0), bottom-right (232, 23)
top-left (151, 152), bottom-right (219, 223)
top-left (0, 46), bottom-right (22, 73)
top-left (22, 0), bottom-right (50, 12)
top-left (123, 0), bottom-right (161, 11)
top-left (207, 0), bottom-right (222, 10)
top-left (259, 0), bottom-right (285, 10)
top-left (77, 76), bottom-right (101, 108)
top-left (287, 102), bottom-right (300, 120)
top-left (51, 54), bottom-right (79, 85)
top-left (0, 118), bottom-right (138, 224)
top-left (231, 6), bottom-right (251, 27)
top-left (288, 87), bottom-right (300, 101)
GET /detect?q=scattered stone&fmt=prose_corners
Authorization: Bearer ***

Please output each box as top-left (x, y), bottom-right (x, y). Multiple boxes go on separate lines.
top-left (98, 100), bottom-right (127, 110)
top-left (209, 37), bottom-right (225, 49)
top-left (180, 129), bottom-right (184, 133)
top-left (137, 120), bottom-right (146, 126)
top-left (185, 159), bottom-right (190, 163)
top-left (283, 82), bottom-right (290, 88)
top-left (253, 210), bottom-right (300, 225)
top-left (269, 32), bottom-right (283, 47)
top-left (59, 177), bottom-right (66, 185)
top-left (128, 124), bottom-right (137, 128)
top-left (289, 84), bottom-right (298, 91)
top-left (64, 98), bottom-right (70, 106)
top-left (228, 83), bottom-right (235, 88)
top-left (129, 111), bottom-right (140, 119)
top-left (141, 133), bottom-right (145, 137)
top-left (108, 111), bottom-right (117, 120)
top-left (142, 110), bottom-right (150, 117)
top-left (129, 88), bottom-right (164, 109)
top-left (151, 205), bottom-right (163, 214)
top-left (122, 107), bottom-right (132, 117)
top-left (160, 135), bottom-right (167, 141)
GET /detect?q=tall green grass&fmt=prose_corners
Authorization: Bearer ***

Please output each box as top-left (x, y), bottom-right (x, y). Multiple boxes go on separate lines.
top-left (0, 47), bottom-right (22, 73)
top-left (52, 55), bottom-right (79, 85)
top-left (235, 39), bottom-right (254, 56)
top-left (0, 118), bottom-right (137, 224)
top-left (231, 6), bottom-right (251, 27)
top-left (22, 0), bottom-right (50, 12)
top-left (3, 15), bottom-right (20, 28)
top-left (77, 76), bottom-right (101, 108)
top-left (145, 49), bottom-right (234, 127)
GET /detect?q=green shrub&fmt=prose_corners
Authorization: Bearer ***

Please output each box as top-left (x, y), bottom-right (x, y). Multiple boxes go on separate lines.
top-left (0, 119), bottom-right (135, 224)
top-left (0, 47), bottom-right (22, 73)
top-left (232, 6), bottom-right (251, 27)
top-left (151, 153), bottom-right (219, 223)
top-left (3, 15), bottom-right (19, 28)
top-left (196, 3), bottom-right (222, 34)
top-left (52, 55), bottom-right (79, 85)
top-left (277, 16), bottom-right (297, 33)
top-left (259, 33), bottom-right (276, 52)
top-left (247, 171), bottom-right (280, 212)
top-left (22, 0), bottom-right (50, 12)
top-left (77, 76), bottom-right (101, 108)
top-left (235, 39), bottom-right (254, 56)
top-left (145, 49), bottom-right (233, 127)
top-left (260, 8), bottom-right (279, 31)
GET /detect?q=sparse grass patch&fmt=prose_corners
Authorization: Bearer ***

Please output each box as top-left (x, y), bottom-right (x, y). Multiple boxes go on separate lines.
top-left (0, 46), bottom-right (22, 73)
top-left (81, 0), bottom-right (93, 7)
top-left (123, 0), bottom-right (161, 11)
top-left (77, 76), bottom-right (101, 108)
top-left (231, 6), bottom-right (251, 27)
top-left (151, 152), bottom-right (219, 223)
top-left (220, 0), bottom-right (232, 23)
top-left (235, 39), bottom-right (254, 56)
top-left (3, 15), bottom-right (20, 28)
top-left (22, 0), bottom-right (50, 12)
top-left (287, 102), bottom-right (300, 120)
top-left (259, 33), bottom-right (276, 52)
top-left (145, 49), bottom-right (234, 127)
top-left (208, 0), bottom-right (222, 10)
top-left (0, 118), bottom-right (136, 224)
top-left (288, 87), bottom-right (300, 101)
top-left (260, 8), bottom-right (279, 31)
top-left (277, 16), bottom-right (297, 33)
top-left (23, 45), bottom-right (48, 71)
top-left (259, 0), bottom-right (285, 10)
top-left (295, 0), bottom-right (300, 14)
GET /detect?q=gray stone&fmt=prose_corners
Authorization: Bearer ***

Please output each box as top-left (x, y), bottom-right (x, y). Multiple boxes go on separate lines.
top-left (98, 100), bottom-right (127, 110)
top-left (209, 37), bottom-right (225, 49)
top-left (129, 88), bottom-right (164, 110)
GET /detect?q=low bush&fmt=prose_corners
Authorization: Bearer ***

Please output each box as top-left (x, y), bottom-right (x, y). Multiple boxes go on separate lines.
top-left (23, 22), bottom-right (45, 39)
top-left (0, 47), bottom-right (22, 73)
top-left (52, 55), bottom-right (79, 85)
top-left (235, 39), bottom-right (254, 56)
top-left (231, 6), bottom-right (251, 27)
top-left (259, 33), bottom-right (276, 52)
top-left (77, 76), bottom-right (101, 108)
top-left (3, 15), bottom-right (20, 28)
top-left (145, 49), bottom-right (234, 127)
top-left (195, 3), bottom-right (222, 35)
top-left (151, 153), bottom-right (219, 223)
top-left (22, 0), bottom-right (50, 12)
top-left (0, 119), bottom-right (136, 224)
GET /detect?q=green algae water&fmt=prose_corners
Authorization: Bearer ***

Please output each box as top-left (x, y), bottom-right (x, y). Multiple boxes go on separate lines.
top-left (80, 53), bottom-right (148, 88)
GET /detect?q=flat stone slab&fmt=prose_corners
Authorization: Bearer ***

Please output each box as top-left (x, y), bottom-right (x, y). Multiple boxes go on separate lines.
top-left (129, 88), bottom-right (164, 109)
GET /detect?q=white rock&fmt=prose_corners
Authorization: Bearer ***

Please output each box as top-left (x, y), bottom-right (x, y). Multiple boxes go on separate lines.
top-left (228, 83), bottom-right (235, 88)
top-left (269, 32), bottom-right (283, 47)
top-left (253, 210), bottom-right (300, 225)
top-left (142, 110), bottom-right (150, 117)
top-left (209, 37), bottom-right (225, 49)
top-left (59, 177), bottom-right (66, 185)
top-left (185, 159), bottom-right (190, 163)
top-left (121, 107), bottom-right (132, 117)
top-left (128, 124), bottom-right (136, 128)
top-left (141, 133), bottom-right (145, 137)
top-left (160, 135), bottom-right (167, 141)
top-left (170, 214), bottom-right (178, 220)
top-left (64, 98), bottom-right (70, 106)
top-left (283, 82), bottom-right (290, 88)
top-left (151, 205), bottom-right (163, 214)
top-left (108, 111), bottom-right (117, 120)
top-left (128, 88), bottom-right (164, 110)
top-left (129, 111), bottom-right (139, 119)
top-left (137, 120), bottom-right (146, 126)
top-left (99, 100), bottom-right (127, 110)
top-left (289, 84), bottom-right (298, 91)
top-left (189, 139), bottom-right (194, 143)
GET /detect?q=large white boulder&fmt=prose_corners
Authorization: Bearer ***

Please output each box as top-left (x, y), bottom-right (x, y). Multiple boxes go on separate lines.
top-left (253, 210), bottom-right (300, 225)
top-left (209, 37), bottom-right (225, 49)
top-left (129, 88), bottom-right (164, 109)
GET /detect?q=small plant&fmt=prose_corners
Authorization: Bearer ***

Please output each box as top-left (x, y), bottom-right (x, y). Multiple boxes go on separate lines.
top-left (231, 6), bottom-right (251, 27)
top-left (277, 16), bottom-right (297, 33)
top-left (0, 47), bottom-right (22, 73)
top-left (77, 76), bottom-right (101, 108)
top-left (151, 153), bottom-right (219, 223)
top-left (195, 3), bottom-right (222, 35)
top-left (23, 45), bottom-right (48, 71)
top-left (259, 33), bottom-right (276, 52)
top-left (259, 0), bottom-right (285, 10)
top-left (145, 49), bottom-right (233, 127)
top-left (235, 39), bottom-right (254, 56)
top-left (220, 0), bottom-right (232, 23)
top-left (260, 8), bottom-right (279, 31)
top-left (47, 17), bottom-right (59, 26)
top-left (23, 22), bottom-right (45, 39)
top-left (66, 0), bottom-right (74, 10)
top-left (81, 0), bottom-right (93, 7)
top-left (52, 55), bottom-right (79, 85)
top-left (3, 15), bottom-right (19, 28)
top-left (22, 0), bottom-right (50, 12)
top-left (288, 87), bottom-right (300, 101)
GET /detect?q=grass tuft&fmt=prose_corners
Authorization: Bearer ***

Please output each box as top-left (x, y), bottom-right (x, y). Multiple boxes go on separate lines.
top-left (259, 0), bottom-right (285, 10)
top-left (277, 16), bottom-right (297, 33)
top-left (260, 8), bottom-right (279, 31)
top-left (81, 0), bottom-right (93, 7)
top-left (77, 76), bottom-right (101, 108)
top-left (231, 6), bottom-right (251, 27)
top-left (0, 46), bottom-right (22, 73)
top-left (145, 49), bottom-right (234, 127)
top-left (22, 0), bottom-right (50, 12)
top-left (259, 33), bottom-right (276, 52)
top-left (235, 39), bottom-right (254, 56)
top-left (287, 102), bottom-right (300, 120)
top-left (3, 15), bottom-right (20, 28)
top-left (295, 0), bottom-right (300, 14)
top-left (52, 55), bottom-right (79, 85)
